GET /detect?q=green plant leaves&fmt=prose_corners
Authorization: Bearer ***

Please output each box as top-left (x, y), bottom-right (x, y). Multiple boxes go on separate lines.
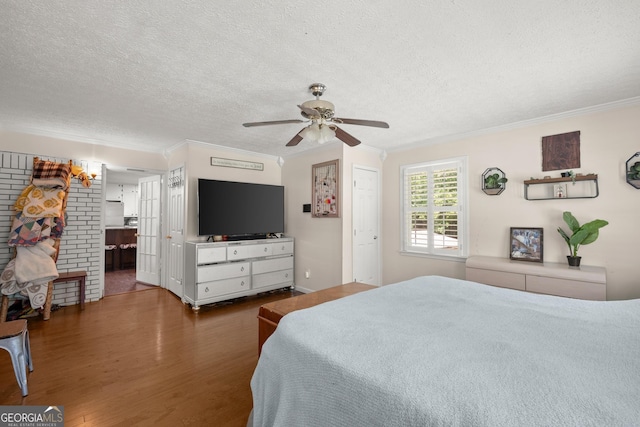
top-left (558, 211), bottom-right (608, 256)
top-left (562, 211), bottom-right (580, 233)
top-left (484, 173), bottom-right (507, 189)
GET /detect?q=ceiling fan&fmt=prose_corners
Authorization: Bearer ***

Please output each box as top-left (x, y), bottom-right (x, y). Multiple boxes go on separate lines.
top-left (242, 83), bottom-right (389, 147)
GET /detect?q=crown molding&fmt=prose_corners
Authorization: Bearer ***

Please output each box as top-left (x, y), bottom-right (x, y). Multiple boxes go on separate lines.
top-left (389, 96), bottom-right (640, 153)
top-left (182, 139), bottom-right (281, 162)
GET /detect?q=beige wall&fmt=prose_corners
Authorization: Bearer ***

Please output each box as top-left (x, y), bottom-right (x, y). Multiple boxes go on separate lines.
top-left (282, 142), bottom-right (382, 292)
top-left (281, 143), bottom-right (384, 292)
top-left (382, 104), bottom-right (640, 300)
top-left (4, 103), bottom-right (639, 300)
top-left (176, 142), bottom-right (282, 241)
top-left (0, 130), bottom-right (168, 173)
top-left (281, 144), bottom-right (344, 292)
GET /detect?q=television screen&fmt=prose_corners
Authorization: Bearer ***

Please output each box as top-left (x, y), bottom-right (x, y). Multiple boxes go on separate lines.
top-left (197, 179), bottom-right (284, 237)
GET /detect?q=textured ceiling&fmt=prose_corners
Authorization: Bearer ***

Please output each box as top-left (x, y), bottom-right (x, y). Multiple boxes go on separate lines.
top-left (1, 1), bottom-right (639, 159)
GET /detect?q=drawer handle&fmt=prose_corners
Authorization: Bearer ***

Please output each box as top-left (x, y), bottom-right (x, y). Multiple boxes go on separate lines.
top-left (205, 287), bottom-right (209, 293)
top-left (264, 247), bottom-right (268, 252)
top-left (285, 273), bottom-right (288, 278)
top-left (282, 245), bottom-right (285, 250)
top-left (241, 266), bottom-right (245, 272)
top-left (233, 250), bottom-right (237, 255)
top-left (241, 281), bottom-right (245, 286)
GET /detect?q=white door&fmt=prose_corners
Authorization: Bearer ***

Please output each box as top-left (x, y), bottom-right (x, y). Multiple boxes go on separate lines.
top-left (136, 175), bottom-right (162, 285)
top-left (166, 167), bottom-right (185, 297)
top-left (353, 166), bottom-right (380, 285)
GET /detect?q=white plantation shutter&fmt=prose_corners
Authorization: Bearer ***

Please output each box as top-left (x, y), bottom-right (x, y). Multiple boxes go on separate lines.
top-left (401, 157), bottom-right (467, 257)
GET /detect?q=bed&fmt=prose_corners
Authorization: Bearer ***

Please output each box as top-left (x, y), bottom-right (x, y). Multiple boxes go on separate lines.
top-left (249, 275), bottom-right (640, 426)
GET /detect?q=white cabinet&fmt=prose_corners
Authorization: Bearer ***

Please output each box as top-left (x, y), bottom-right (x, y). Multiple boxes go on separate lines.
top-left (465, 256), bottom-right (606, 300)
top-left (122, 184), bottom-right (138, 216)
top-left (106, 183), bottom-right (138, 216)
top-left (105, 183), bottom-right (123, 201)
top-left (184, 238), bottom-right (294, 310)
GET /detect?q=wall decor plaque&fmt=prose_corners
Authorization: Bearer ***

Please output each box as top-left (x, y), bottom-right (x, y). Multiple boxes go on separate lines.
top-left (541, 131), bottom-right (580, 171)
top-left (210, 157), bottom-right (264, 171)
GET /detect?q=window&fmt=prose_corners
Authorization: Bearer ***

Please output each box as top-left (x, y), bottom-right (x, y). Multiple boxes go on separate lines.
top-left (401, 157), bottom-right (467, 258)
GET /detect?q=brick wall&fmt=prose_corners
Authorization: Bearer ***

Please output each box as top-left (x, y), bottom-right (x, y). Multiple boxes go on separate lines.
top-left (0, 151), bottom-right (102, 307)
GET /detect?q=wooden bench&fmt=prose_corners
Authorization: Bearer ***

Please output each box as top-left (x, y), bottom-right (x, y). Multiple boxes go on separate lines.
top-left (1, 270), bottom-right (87, 322)
top-left (257, 282), bottom-right (375, 355)
top-left (52, 270), bottom-right (87, 310)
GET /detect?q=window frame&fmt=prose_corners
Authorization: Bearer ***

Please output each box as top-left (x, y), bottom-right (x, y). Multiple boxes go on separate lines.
top-left (400, 156), bottom-right (468, 259)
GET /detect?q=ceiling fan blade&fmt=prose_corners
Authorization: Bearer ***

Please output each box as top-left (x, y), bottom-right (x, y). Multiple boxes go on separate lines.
top-left (334, 126), bottom-right (361, 147)
top-left (286, 130), bottom-right (304, 147)
top-left (243, 119), bottom-right (304, 127)
top-left (297, 104), bottom-right (320, 119)
top-left (333, 118), bottom-right (390, 128)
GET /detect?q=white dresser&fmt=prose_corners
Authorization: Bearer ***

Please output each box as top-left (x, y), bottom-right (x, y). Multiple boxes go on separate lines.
top-left (184, 238), bottom-right (294, 310)
top-left (465, 256), bottom-right (606, 300)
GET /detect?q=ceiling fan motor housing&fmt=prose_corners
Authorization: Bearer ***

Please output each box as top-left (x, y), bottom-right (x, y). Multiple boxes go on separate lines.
top-left (300, 100), bottom-right (335, 119)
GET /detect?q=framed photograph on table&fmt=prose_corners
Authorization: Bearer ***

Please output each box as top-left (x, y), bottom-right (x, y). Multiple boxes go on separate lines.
top-left (509, 227), bottom-right (543, 262)
top-left (312, 159), bottom-right (339, 217)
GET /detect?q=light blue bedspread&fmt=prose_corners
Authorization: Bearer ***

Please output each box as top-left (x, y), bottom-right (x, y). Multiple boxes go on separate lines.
top-left (249, 276), bottom-right (640, 426)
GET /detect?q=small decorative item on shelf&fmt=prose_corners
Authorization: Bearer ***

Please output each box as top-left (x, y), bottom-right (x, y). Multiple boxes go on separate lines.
top-left (625, 152), bottom-right (640, 189)
top-left (553, 184), bottom-right (567, 198)
top-left (560, 170), bottom-right (577, 185)
top-left (556, 211), bottom-right (608, 267)
top-left (482, 167), bottom-right (508, 195)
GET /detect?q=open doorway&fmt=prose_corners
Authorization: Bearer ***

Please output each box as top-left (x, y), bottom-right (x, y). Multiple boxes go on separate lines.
top-left (103, 166), bottom-right (164, 296)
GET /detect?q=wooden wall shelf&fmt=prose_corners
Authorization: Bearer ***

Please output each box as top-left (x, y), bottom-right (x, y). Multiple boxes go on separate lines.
top-left (524, 174), bottom-right (598, 200)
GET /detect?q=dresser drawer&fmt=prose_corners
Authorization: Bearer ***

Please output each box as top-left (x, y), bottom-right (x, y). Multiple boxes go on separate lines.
top-left (270, 241), bottom-right (293, 256)
top-left (198, 276), bottom-right (250, 299)
top-left (197, 262), bottom-right (250, 283)
top-left (252, 256), bottom-right (293, 275)
top-left (197, 246), bottom-right (227, 265)
top-left (253, 269), bottom-right (293, 289)
top-left (466, 267), bottom-right (526, 291)
top-left (526, 275), bottom-right (606, 301)
top-left (227, 244), bottom-right (272, 260)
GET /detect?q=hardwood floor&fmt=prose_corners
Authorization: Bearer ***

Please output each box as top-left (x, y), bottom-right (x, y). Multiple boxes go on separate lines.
top-left (0, 286), bottom-right (300, 426)
top-left (104, 269), bottom-right (155, 296)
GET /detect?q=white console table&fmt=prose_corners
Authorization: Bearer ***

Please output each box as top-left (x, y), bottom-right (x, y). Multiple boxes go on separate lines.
top-left (465, 256), bottom-right (606, 300)
top-left (184, 238), bottom-right (294, 310)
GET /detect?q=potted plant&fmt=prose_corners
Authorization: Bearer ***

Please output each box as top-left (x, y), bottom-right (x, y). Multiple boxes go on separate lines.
top-left (556, 211), bottom-right (608, 267)
top-left (627, 161), bottom-right (640, 180)
top-left (482, 169), bottom-right (508, 195)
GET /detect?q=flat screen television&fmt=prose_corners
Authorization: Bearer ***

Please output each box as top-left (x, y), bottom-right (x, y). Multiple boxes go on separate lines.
top-left (197, 179), bottom-right (284, 238)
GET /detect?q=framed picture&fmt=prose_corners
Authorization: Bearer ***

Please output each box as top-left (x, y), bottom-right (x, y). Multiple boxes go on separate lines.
top-left (312, 159), bottom-right (339, 218)
top-left (509, 227), bottom-right (543, 262)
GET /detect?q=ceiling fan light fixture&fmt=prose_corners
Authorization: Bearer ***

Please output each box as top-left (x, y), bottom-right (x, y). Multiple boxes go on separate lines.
top-left (301, 122), bottom-right (335, 144)
top-left (242, 83), bottom-right (387, 148)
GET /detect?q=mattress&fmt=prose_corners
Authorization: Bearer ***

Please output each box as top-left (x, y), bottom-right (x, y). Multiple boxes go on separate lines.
top-left (249, 275), bottom-right (640, 426)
